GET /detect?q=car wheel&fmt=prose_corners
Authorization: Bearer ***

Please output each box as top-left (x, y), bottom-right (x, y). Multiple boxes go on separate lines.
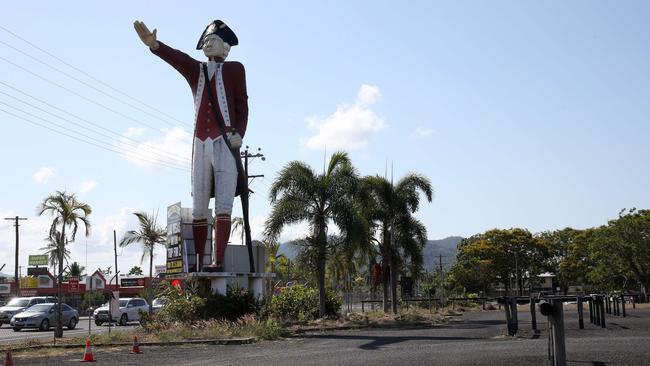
top-left (12, 327), bottom-right (21, 332)
top-left (95, 320), bottom-right (103, 326)
top-left (119, 314), bottom-right (128, 326)
top-left (40, 319), bottom-right (50, 332)
top-left (68, 317), bottom-right (77, 330)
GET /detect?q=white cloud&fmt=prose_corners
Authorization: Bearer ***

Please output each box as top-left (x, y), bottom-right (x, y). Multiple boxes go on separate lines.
top-left (303, 84), bottom-right (386, 150)
top-left (117, 127), bottom-right (192, 169)
top-left (33, 167), bottom-right (55, 184)
top-left (357, 85), bottom-right (382, 106)
top-left (79, 180), bottom-right (98, 194)
top-left (411, 126), bottom-right (436, 139)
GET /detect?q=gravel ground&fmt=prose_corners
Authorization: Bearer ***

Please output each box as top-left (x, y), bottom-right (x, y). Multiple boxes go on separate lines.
top-left (6, 307), bottom-right (650, 366)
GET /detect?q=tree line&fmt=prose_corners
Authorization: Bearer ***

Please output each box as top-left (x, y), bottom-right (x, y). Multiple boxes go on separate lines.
top-left (448, 208), bottom-right (650, 302)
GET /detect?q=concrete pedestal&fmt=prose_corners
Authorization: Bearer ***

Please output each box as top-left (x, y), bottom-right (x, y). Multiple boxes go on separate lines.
top-left (166, 272), bottom-right (275, 298)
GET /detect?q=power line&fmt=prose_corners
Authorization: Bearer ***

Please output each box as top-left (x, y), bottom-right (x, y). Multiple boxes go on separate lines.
top-left (0, 84), bottom-right (190, 165)
top-left (0, 55), bottom-right (164, 131)
top-left (0, 107), bottom-right (189, 172)
top-left (0, 39), bottom-right (191, 129)
top-left (0, 101), bottom-right (189, 170)
top-left (0, 24), bottom-right (190, 127)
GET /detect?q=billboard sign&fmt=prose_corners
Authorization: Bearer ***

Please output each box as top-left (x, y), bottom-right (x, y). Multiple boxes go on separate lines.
top-left (120, 277), bottom-right (145, 287)
top-left (28, 255), bottom-right (48, 266)
top-left (166, 202), bottom-right (184, 274)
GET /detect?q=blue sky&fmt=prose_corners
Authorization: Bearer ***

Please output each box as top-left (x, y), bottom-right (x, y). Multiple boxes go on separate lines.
top-left (1, 1), bottom-right (649, 278)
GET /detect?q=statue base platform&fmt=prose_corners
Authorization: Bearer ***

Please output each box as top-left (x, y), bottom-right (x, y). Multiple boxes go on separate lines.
top-left (165, 272), bottom-right (275, 297)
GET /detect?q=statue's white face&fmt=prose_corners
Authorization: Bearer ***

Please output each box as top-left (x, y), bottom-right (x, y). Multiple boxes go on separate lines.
top-left (202, 34), bottom-right (230, 59)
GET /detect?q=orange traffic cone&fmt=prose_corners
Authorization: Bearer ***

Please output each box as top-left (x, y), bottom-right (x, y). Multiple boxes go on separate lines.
top-left (4, 348), bottom-right (14, 366)
top-left (81, 339), bottom-right (95, 362)
top-left (130, 335), bottom-right (142, 354)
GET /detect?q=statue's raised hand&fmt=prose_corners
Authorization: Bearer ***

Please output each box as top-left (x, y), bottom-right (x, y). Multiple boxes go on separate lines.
top-left (134, 20), bottom-right (159, 50)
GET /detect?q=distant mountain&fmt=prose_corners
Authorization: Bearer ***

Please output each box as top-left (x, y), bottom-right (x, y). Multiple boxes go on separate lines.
top-left (277, 241), bottom-right (301, 260)
top-left (422, 236), bottom-right (463, 272)
top-left (277, 236), bottom-right (464, 271)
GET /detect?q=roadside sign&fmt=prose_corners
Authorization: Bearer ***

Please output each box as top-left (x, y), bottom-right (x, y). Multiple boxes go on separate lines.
top-left (20, 289), bottom-right (37, 297)
top-left (69, 276), bottom-right (79, 292)
top-left (28, 255), bottom-right (48, 266)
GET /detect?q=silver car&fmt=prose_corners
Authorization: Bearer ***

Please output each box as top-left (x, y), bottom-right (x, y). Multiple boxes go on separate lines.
top-left (10, 303), bottom-right (79, 332)
top-left (0, 296), bottom-right (57, 326)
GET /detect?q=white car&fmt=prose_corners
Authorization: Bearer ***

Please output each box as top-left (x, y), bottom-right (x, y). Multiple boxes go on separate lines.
top-left (93, 297), bottom-right (149, 326)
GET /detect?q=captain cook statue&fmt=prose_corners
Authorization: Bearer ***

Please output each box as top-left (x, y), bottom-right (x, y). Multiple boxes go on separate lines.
top-left (134, 19), bottom-right (248, 272)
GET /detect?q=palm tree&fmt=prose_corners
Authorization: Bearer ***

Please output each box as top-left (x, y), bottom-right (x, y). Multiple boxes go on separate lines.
top-left (231, 217), bottom-right (244, 245)
top-left (119, 211), bottom-right (167, 279)
top-left (65, 261), bottom-right (85, 279)
top-left (40, 232), bottom-right (70, 274)
top-left (37, 190), bottom-right (92, 338)
top-left (362, 174), bottom-right (432, 314)
top-left (265, 152), bottom-right (367, 317)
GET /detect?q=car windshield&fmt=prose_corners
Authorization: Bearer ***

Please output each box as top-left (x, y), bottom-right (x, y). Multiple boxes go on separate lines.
top-left (6, 299), bottom-right (30, 307)
top-left (119, 300), bottom-right (129, 307)
top-left (152, 298), bottom-right (168, 306)
top-left (24, 304), bottom-right (52, 312)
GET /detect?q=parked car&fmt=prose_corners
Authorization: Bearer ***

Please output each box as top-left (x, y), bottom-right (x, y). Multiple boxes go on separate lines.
top-left (9, 303), bottom-right (78, 332)
top-left (151, 297), bottom-right (169, 314)
top-left (0, 296), bottom-right (57, 327)
top-left (93, 298), bottom-right (149, 326)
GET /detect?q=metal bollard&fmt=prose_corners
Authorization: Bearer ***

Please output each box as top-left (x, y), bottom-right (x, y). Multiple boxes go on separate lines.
top-left (541, 300), bottom-right (566, 366)
top-left (577, 297), bottom-right (584, 330)
top-left (621, 294), bottom-right (626, 317)
top-left (588, 299), bottom-right (594, 324)
top-left (530, 297), bottom-right (537, 331)
top-left (599, 296), bottom-right (606, 328)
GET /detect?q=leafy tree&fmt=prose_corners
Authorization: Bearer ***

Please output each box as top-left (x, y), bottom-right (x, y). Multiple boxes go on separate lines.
top-left (588, 209), bottom-right (650, 300)
top-left (452, 228), bottom-right (549, 296)
top-left (119, 211), bottom-right (167, 279)
top-left (536, 228), bottom-right (597, 294)
top-left (361, 174), bottom-right (432, 313)
top-left (37, 190), bottom-right (91, 338)
top-left (128, 266), bottom-right (144, 276)
top-left (265, 152), bottom-right (365, 317)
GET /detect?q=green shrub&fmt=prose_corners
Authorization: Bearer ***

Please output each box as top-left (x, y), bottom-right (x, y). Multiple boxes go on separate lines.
top-left (80, 291), bottom-right (106, 312)
top-left (203, 284), bottom-right (261, 321)
top-left (155, 281), bottom-right (206, 323)
top-left (265, 284), bottom-right (341, 321)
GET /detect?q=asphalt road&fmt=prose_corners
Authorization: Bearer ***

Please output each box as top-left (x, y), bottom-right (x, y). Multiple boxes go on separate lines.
top-left (7, 307), bottom-right (650, 365)
top-left (0, 317), bottom-right (139, 345)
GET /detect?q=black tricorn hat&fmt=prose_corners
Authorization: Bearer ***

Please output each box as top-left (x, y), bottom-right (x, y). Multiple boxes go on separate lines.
top-left (196, 20), bottom-right (239, 49)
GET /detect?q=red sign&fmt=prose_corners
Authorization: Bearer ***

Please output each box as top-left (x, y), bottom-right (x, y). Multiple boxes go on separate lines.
top-left (69, 276), bottom-right (79, 293)
top-left (20, 289), bottom-right (38, 297)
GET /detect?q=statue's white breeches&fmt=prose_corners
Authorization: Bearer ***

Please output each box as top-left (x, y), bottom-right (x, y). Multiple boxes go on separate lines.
top-left (192, 136), bottom-right (237, 220)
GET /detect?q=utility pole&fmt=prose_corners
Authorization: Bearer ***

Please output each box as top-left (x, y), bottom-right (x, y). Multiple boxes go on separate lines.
top-left (5, 216), bottom-right (27, 296)
top-left (438, 254), bottom-right (448, 302)
top-left (241, 146), bottom-right (265, 193)
top-left (113, 230), bottom-right (118, 286)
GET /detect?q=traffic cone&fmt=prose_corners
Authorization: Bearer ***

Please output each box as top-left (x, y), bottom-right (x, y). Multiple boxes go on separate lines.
top-left (130, 335), bottom-right (142, 354)
top-left (81, 339), bottom-right (95, 362)
top-left (4, 348), bottom-right (14, 366)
